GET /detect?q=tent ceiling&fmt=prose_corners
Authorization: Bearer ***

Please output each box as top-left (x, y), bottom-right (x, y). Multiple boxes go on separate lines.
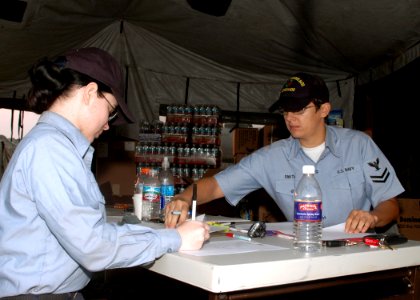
top-left (133, 0), bottom-right (420, 77)
top-left (1, 0), bottom-right (419, 83)
top-left (0, 0), bottom-right (419, 138)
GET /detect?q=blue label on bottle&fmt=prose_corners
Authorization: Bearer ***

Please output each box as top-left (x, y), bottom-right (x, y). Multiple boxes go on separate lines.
top-left (161, 185), bottom-right (175, 196)
top-left (294, 201), bottom-right (322, 222)
top-left (160, 185), bottom-right (175, 209)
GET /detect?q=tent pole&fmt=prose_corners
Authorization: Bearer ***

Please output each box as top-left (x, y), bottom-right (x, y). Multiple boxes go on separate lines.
top-left (229, 82), bottom-right (240, 133)
top-left (184, 77), bottom-right (190, 105)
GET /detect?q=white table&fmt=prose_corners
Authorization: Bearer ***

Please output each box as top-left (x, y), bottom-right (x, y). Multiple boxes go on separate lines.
top-left (144, 233), bottom-right (420, 299)
top-left (103, 211), bottom-right (420, 299)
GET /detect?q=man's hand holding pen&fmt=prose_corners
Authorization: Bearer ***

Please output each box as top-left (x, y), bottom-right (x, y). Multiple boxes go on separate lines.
top-left (165, 198), bottom-right (190, 228)
top-left (165, 183), bottom-right (198, 228)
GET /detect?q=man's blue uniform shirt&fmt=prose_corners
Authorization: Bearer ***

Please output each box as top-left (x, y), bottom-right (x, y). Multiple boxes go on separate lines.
top-left (216, 126), bottom-right (404, 227)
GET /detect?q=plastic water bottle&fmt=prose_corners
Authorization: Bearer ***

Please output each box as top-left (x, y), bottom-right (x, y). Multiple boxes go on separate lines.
top-left (133, 173), bottom-right (143, 221)
top-left (293, 165), bottom-right (323, 253)
top-left (133, 166), bottom-right (150, 221)
top-left (142, 168), bottom-right (161, 222)
top-left (159, 156), bottom-right (175, 220)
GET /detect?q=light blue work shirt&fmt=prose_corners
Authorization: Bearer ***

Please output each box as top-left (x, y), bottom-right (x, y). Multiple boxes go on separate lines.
top-left (0, 112), bottom-right (180, 297)
top-left (216, 126), bottom-right (404, 227)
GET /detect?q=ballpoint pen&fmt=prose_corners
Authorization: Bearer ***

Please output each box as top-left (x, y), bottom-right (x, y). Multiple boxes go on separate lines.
top-left (228, 227), bottom-right (249, 234)
top-left (226, 232), bottom-right (252, 242)
top-left (266, 230), bottom-right (294, 239)
top-left (191, 183), bottom-right (197, 221)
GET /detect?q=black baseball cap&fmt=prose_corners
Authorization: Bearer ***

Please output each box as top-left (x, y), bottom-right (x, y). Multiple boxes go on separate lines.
top-left (269, 72), bottom-right (329, 113)
top-left (64, 47), bottom-right (135, 125)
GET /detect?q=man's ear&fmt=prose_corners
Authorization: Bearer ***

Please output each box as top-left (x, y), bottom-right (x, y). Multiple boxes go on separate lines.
top-left (320, 102), bottom-right (331, 118)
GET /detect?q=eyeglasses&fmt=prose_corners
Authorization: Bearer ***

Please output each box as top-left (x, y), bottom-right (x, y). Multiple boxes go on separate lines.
top-left (102, 95), bottom-right (118, 122)
top-left (278, 105), bottom-right (316, 117)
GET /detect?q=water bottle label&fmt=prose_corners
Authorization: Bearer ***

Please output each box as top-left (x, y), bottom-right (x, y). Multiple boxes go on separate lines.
top-left (161, 185), bottom-right (175, 196)
top-left (143, 186), bottom-right (161, 203)
top-left (294, 201), bottom-right (322, 222)
top-left (161, 185), bottom-right (175, 209)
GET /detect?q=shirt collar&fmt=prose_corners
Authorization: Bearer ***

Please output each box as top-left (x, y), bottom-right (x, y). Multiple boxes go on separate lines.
top-left (288, 125), bottom-right (342, 159)
top-left (325, 125), bottom-right (342, 158)
top-left (37, 111), bottom-right (91, 158)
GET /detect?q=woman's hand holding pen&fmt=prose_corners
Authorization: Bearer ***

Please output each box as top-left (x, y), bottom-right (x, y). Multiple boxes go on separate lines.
top-left (165, 198), bottom-right (190, 228)
top-left (177, 220), bottom-right (210, 251)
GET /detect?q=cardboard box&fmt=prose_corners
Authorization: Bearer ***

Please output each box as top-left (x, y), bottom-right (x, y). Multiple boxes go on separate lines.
top-left (397, 198), bottom-right (420, 240)
top-left (232, 128), bottom-right (259, 155)
top-left (259, 124), bottom-right (281, 147)
top-left (95, 141), bottom-right (137, 206)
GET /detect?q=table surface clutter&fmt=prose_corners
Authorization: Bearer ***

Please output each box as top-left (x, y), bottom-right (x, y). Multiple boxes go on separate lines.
top-left (104, 210), bottom-right (420, 298)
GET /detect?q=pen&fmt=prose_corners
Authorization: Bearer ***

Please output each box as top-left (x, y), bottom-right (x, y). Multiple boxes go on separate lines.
top-left (229, 227), bottom-right (249, 234)
top-left (191, 201), bottom-right (196, 220)
top-left (226, 232), bottom-right (252, 242)
top-left (266, 230), bottom-right (295, 240)
top-left (191, 183), bottom-right (197, 221)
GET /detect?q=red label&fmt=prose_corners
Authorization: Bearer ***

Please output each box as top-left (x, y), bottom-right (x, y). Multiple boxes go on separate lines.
top-left (294, 201), bottom-right (322, 222)
top-left (298, 203), bottom-right (318, 211)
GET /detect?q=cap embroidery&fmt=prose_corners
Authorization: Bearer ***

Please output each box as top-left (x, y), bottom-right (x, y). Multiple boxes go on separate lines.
top-left (289, 76), bottom-right (305, 87)
top-left (281, 87), bottom-right (295, 93)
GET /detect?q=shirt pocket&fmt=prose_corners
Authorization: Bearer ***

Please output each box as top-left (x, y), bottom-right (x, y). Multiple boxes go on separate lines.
top-left (330, 165), bottom-right (364, 190)
top-left (330, 173), bottom-right (351, 190)
top-left (274, 179), bottom-right (295, 219)
top-left (330, 166), bottom-right (365, 208)
top-left (330, 166), bottom-right (364, 190)
top-left (275, 179), bottom-right (295, 196)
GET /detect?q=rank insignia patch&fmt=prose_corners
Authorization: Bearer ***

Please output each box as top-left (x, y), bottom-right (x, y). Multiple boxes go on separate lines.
top-left (368, 158), bottom-right (390, 183)
top-left (368, 158), bottom-right (380, 170)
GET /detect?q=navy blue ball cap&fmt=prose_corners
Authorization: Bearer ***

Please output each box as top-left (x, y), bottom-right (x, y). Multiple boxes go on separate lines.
top-left (269, 72), bottom-right (329, 113)
top-left (64, 47), bottom-right (135, 125)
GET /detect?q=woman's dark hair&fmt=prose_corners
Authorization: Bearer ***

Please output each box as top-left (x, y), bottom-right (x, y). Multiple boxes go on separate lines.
top-left (27, 56), bottom-right (112, 114)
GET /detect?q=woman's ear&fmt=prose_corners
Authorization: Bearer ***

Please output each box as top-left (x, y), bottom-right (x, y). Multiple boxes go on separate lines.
top-left (83, 82), bottom-right (99, 106)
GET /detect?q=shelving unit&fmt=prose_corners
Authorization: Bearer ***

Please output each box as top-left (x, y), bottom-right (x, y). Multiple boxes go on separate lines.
top-left (135, 104), bottom-right (222, 192)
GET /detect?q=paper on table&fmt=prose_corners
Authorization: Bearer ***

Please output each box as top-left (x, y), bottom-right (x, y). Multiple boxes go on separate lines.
top-left (235, 222), bottom-right (370, 241)
top-left (181, 239), bottom-right (287, 256)
top-left (187, 214), bottom-right (228, 233)
top-left (190, 214), bottom-right (252, 233)
top-left (322, 223), bottom-right (370, 240)
top-left (203, 214), bottom-right (252, 223)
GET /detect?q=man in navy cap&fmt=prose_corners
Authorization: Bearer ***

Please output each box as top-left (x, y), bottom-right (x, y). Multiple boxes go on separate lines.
top-left (165, 72), bottom-right (403, 235)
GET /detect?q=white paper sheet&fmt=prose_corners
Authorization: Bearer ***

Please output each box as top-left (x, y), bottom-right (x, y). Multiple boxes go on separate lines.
top-left (181, 239), bottom-right (287, 256)
top-left (235, 222), bottom-right (370, 241)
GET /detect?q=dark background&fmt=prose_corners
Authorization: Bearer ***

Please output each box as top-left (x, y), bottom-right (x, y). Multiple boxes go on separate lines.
top-left (353, 57), bottom-right (420, 198)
